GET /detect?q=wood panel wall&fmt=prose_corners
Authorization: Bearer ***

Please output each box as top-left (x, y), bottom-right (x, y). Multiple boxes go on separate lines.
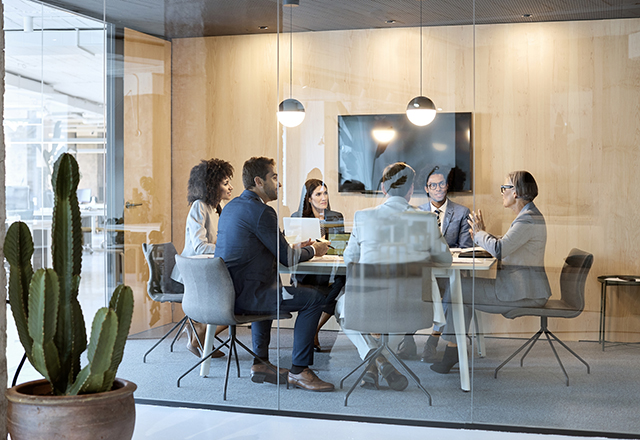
top-left (171, 19), bottom-right (640, 342)
top-left (124, 29), bottom-right (174, 334)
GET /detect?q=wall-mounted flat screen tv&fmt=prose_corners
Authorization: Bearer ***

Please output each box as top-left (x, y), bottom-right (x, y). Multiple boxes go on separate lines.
top-left (338, 112), bottom-right (472, 194)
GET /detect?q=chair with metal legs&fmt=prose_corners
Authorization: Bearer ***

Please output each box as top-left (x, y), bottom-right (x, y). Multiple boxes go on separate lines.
top-left (493, 248), bottom-right (594, 386)
top-left (338, 262), bottom-right (436, 406)
top-left (141, 243), bottom-right (204, 362)
top-left (174, 255), bottom-right (292, 400)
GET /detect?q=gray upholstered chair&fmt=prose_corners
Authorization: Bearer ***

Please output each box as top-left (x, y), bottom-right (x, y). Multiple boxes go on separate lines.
top-left (339, 262), bottom-right (435, 406)
top-left (494, 248), bottom-right (594, 386)
top-left (174, 255), bottom-right (292, 400)
top-left (141, 242), bottom-right (201, 362)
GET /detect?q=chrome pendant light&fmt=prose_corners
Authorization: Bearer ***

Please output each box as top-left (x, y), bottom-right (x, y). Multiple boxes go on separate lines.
top-left (277, 0), bottom-right (305, 127)
top-left (406, 0), bottom-right (436, 126)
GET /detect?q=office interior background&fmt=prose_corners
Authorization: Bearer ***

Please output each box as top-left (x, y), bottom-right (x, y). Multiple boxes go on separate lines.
top-left (3, 0), bottom-right (640, 438)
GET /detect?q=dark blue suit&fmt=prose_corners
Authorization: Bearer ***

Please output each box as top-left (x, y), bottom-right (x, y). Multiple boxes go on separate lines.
top-left (215, 189), bottom-right (325, 366)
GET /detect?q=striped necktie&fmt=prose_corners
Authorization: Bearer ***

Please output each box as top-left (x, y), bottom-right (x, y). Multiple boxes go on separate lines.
top-left (434, 209), bottom-right (442, 231)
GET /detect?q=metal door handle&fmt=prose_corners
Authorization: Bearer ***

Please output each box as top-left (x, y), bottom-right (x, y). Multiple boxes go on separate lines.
top-left (125, 202), bottom-right (142, 209)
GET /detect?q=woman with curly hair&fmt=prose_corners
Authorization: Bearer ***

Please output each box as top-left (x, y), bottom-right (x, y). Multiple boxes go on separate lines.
top-left (172, 158), bottom-right (234, 357)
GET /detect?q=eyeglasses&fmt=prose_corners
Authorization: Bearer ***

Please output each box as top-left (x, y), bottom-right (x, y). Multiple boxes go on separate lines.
top-left (500, 184), bottom-right (514, 194)
top-left (427, 181), bottom-right (447, 190)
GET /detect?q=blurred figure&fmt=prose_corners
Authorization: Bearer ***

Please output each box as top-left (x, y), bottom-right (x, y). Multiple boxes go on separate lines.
top-left (431, 170), bottom-right (551, 374)
top-left (172, 158), bottom-right (234, 358)
top-left (292, 179), bottom-right (345, 351)
top-left (398, 166), bottom-right (473, 362)
top-left (338, 162), bottom-right (451, 391)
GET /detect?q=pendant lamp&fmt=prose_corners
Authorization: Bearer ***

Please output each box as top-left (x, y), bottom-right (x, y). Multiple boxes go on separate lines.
top-left (406, 0), bottom-right (436, 126)
top-left (277, 0), bottom-right (305, 127)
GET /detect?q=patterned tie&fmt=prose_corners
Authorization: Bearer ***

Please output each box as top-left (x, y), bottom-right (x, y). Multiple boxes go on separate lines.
top-left (434, 209), bottom-right (442, 232)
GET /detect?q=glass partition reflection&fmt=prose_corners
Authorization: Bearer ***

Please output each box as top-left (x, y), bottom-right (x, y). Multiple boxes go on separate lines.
top-left (275, 0), bottom-right (476, 423)
top-left (35, 0), bottom-right (640, 436)
top-left (4, 0), bottom-right (108, 383)
top-left (471, 2), bottom-right (640, 434)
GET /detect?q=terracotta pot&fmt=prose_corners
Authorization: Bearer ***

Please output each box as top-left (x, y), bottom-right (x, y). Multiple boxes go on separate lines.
top-left (6, 378), bottom-right (137, 440)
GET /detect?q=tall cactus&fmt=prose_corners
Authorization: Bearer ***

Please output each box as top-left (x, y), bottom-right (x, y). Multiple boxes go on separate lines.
top-left (5, 153), bottom-right (134, 396)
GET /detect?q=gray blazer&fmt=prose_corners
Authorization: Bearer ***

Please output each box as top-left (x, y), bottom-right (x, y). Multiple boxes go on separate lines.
top-left (474, 201), bottom-right (551, 302)
top-left (418, 199), bottom-right (473, 248)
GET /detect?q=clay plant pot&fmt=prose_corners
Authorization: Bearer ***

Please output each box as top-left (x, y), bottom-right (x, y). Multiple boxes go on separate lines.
top-left (6, 378), bottom-right (137, 440)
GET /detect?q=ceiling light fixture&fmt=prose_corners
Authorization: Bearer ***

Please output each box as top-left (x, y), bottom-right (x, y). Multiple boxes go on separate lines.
top-left (277, 0), bottom-right (305, 127)
top-left (406, 1), bottom-right (436, 126)
top-left (23, 16), bottom-right (34, 32)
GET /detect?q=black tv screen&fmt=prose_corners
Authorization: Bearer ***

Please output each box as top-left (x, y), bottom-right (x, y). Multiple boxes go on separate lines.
top-left (338, 112), bottom-right (472, 194)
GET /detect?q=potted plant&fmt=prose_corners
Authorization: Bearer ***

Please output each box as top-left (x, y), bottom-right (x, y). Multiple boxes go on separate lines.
top-left (5, 153), bottom-right (136, 440)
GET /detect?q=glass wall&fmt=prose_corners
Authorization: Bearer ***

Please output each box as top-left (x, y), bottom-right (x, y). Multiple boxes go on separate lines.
top-left (6, 0), bottom-right (640, 436)
top-left (3, 0), bottom-right (108, 381)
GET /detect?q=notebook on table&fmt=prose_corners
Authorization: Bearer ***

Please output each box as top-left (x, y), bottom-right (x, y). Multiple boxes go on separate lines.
top-left (326, 233), bottom-right (350, 256)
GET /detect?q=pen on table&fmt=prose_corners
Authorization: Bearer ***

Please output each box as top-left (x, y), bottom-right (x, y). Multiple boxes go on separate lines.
top-left (316, 239), bottom-right (335, 249)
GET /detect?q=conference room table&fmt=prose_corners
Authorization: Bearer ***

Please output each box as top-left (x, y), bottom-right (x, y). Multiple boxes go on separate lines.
top-left (199, 250), bottom-right (496, 392)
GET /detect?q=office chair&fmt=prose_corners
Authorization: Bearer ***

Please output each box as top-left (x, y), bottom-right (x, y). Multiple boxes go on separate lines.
top-left (339, 262), bottom-right (436, 406)
top-left (174, 255), bottom-right (292, 400)
top-left (141, 242), bottom-right (204, 362)
top-left (494, 248), bottom-right (594, 386)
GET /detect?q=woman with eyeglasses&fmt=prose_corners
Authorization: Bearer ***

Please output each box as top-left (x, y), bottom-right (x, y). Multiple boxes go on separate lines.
top-left (431, 170), bottom-right (552, 374)
top-left (292, 179), bottom-right (346, 352)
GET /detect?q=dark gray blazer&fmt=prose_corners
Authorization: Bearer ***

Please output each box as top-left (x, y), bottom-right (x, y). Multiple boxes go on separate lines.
top-left (418, 199), bottom-right (473, 249)
top-left (474, 201), bottom-right (552, 302)
top-left (215, 190), bottom-right (314, 314)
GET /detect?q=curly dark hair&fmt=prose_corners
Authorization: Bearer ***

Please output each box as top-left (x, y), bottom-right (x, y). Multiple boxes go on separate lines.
top-left (301, 179), bottom-right (331, 218)
top-left (187, 158), bottom-right (234, 214)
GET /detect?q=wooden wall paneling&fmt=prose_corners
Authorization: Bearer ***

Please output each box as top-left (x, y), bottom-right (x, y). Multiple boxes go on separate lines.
top-left (170, 18), bottom-right (640, 342)
top-left (172, 34), bottom-right (279, 252)
top-left (123, 28), bottom-right (173, 335)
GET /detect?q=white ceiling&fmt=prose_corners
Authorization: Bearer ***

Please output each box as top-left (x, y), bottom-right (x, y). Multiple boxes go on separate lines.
top-left (3, 0), bottom-right (106, 123)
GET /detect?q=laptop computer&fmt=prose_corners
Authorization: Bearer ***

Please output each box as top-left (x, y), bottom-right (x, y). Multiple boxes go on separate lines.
top-left (283, 217), bottom-right (322, 244)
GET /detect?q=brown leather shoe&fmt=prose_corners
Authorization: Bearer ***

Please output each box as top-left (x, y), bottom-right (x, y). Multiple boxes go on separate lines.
top-left (250, 363), bottom-right (289, 384)
top-left (288, 368), bottom-right (335, 392)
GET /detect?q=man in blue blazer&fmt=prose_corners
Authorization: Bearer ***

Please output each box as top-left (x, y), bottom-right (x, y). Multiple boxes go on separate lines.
top-left (398, 166), bottom-right (474, 362)
top-left (215, 157), bottom-right (334, 392)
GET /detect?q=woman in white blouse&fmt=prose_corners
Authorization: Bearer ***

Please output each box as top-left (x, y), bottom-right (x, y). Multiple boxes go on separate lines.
top-left (172, 158), bottom-right (234, 357)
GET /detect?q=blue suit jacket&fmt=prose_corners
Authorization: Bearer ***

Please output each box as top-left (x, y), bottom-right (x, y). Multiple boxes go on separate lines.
top-left (215, 190), bottom-right (314, 314)
top-left (418, 199), bottom-right (473, 248)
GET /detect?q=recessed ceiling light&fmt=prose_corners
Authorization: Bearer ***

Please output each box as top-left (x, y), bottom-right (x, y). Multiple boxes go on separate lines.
top-left (522, 13), bottom-right (532, 18)
top-left (258, 26), bottom-right (268, 30)
top-left (385, 19), bottom-right (396, 24)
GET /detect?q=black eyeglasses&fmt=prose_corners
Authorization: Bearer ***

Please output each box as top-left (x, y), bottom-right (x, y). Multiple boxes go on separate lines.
top-left (500, 184), bottom-right (514, 194)
top-left (427, 181), bottom-right (447, 190)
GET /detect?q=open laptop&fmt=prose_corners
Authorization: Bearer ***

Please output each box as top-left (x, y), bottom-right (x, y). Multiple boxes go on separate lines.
top-left (283, 217), bottom-right (322, 244)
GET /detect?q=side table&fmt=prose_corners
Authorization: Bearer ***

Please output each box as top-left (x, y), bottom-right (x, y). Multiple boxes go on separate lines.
top-left (597, 275), bottom-right (640, 351)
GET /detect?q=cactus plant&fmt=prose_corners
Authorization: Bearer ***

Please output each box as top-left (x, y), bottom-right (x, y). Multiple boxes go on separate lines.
top-left (5, 153), bottom-right (134, 396)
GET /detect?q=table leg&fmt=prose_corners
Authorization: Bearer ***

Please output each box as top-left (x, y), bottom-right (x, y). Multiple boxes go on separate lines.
top-left (601, 283), bottom-right (607, 352)
top-left (473, 310), bottom-right (486, 358)
top-left (449, 269), bottom-right (470, 392)
top-left (200, 324), bottom-right (215, 376)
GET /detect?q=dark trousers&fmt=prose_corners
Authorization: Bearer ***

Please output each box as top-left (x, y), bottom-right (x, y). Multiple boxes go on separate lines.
top-left (251, 284), bottom-right (325, 367)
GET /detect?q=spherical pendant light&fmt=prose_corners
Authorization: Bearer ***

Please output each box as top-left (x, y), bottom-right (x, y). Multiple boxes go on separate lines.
top-left (277, 98), bottom-right (306, 128)
top-left (406, 96), bottom-right (437, 126)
